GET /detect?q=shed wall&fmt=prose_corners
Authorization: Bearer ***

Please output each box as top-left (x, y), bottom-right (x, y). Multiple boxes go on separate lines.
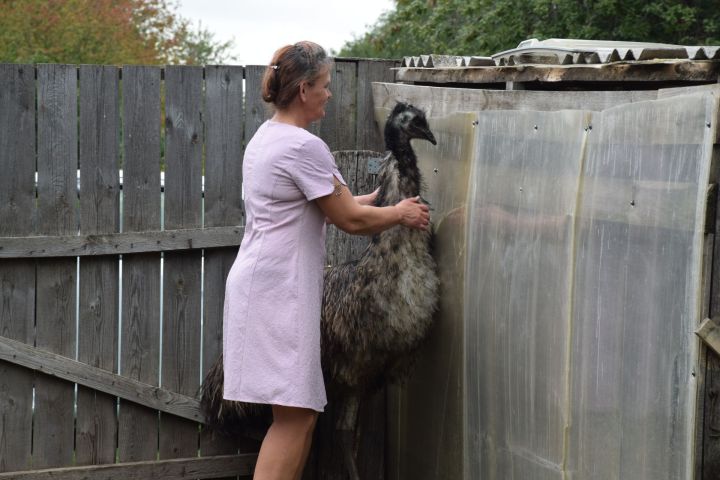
top-left (374, 83), bottom-right (719, 479)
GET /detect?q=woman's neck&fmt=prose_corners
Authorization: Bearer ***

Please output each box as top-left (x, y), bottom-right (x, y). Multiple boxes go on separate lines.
top-left (271, 102), bottom-right (310, 129)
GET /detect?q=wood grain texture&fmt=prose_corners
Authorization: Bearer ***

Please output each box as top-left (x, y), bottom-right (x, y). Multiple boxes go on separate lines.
top-left (0, 454), bottom-right (257, 480)
top-left (201, 65), bottom-right (251, 465)
top-left (244, 65), bottom-right (272, 143)
top-left (697, 318), bottom-right (720, 355)
top-left (372, 82), bottom-right (657, 114)
top-left (204, 65), bottom-right (244, 228)
top-left (702, 103), bottom-right (720, 480)
top-left (34, 63), bottom-right (77, 469)
top-left (119, 65), bottom-right (162, 462)
top-left (0, 63), bottom-right (35, 473)
top-left (0, 334), bottom-right (202, 422)
top-left (0, 226), bottom-right (244, 258)
top-left (161, 65), bottom-right (203, 459)
top-left (357, 60), bottom-right (396, 151)
top-left (320, 60), bottom-right (357, 151)
top-left (324, 151), bottom-right (380, 266)
top-left (696, 234), bottom-right (715, 480)
top-left (396, 60), bottom-right (720, 84)
top-left (76, 64), bottom-right (120, 466)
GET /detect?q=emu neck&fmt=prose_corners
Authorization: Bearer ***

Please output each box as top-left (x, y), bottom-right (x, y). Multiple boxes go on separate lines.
top-left (384, 138), bottom-right (421, 197)
top-left (375, 154), bottom-right (422, 210)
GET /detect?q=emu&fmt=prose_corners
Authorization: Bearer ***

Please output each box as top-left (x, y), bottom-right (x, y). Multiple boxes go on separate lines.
top-left (200, 102), bottom-right (439, 479)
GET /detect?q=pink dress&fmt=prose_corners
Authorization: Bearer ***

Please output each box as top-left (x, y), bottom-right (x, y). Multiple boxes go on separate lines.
top-left (222, 120), bottom-right (346, 412)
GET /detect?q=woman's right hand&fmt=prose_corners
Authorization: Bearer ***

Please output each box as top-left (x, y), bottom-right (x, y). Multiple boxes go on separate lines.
top-left (395, 196), bottom-right (430, 230)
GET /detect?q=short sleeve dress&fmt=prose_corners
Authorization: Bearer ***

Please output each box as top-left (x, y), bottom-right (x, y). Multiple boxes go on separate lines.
top-left (222, 120), bottom-right (346, 412)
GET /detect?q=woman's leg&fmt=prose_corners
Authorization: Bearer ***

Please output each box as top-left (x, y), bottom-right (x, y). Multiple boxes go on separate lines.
top-left (253, 405), bottom-right (318, 480)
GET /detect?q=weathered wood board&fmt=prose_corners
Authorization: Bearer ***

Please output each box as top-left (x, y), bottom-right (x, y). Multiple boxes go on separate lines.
top-left (76, 64), bottom-right (121, 466)
top-left (118, 65), bottom-right (162, 462)
top-left (34, 63), bottom-right (78, 469)
top-left (0, 63), bottom-right (35, 473)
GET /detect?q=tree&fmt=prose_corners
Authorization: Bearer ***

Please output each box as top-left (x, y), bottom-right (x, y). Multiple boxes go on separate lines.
top-left (338, 0), bottom-right (720, 59)
top-left (0, 0), bottom-right (236, 65)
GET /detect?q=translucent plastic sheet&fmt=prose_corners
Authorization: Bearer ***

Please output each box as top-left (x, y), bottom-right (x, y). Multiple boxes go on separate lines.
top-left (566, 95), bottom-right (716, 479)
top-left (463, 94), bottom-right (716, 479)
top-left (464, 110), bottom-right (588, 480)
top-left (373, 89), bottom-right (717, 479)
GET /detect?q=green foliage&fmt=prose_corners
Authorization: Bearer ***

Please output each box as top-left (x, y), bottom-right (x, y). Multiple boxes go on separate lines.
top-left (0, 0), bottom-right (236, 65)
top-left (339, 0), bottom-right (720, 59)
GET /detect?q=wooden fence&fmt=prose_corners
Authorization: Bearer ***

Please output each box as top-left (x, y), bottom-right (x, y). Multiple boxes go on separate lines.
top-left (0, 58), bottom-right (396, 479)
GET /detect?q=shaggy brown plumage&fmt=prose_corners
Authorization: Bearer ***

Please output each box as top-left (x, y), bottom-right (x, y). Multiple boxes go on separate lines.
top-left (199, 102), bottom-right (439, 477)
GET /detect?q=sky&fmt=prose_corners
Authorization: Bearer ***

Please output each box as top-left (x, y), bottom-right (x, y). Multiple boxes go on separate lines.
top-left (175, 0), bottom-right (396, 65)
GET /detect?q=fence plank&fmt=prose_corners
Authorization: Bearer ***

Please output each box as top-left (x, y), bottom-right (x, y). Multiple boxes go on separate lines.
top-left (201, 65), bottom-right (251, 469)
top-left (0, 334), bottom-right (202, 422)
top-left (357, 60), bottom-right (396, 151)
top-left (119, 65), bottom-right (162, 462)
top-left (324, 151), bottom-right (359, 266)
top-left (0, 63), bottom-right (35, 473)
top-left (325, 151), bottom-right (380, 266)
top-left (161, 65), bottom-right (204, 459)
top-left (76, 64), bottom-right (120, 466)
top-left (244, 65), bottom-right (272, 142)
top-left (34, 63), bottom-right (78, 469)
top-left (321, 60), bottom-right (357, 151)
top-left (0, 454), bottom-right (257, 480)
top-left (0, 226), bottom-right (243, 258)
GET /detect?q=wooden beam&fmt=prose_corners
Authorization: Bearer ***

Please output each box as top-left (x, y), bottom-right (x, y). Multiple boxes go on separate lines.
top-left (0, 454), bottom-right (257, 479)
top-left (696, 318), bottom-right (720, 355)
top-left (0, 225), bottom-right (243, 258)
top-left (396, 60), bottom-right (720, 85)
top-left (0, 335), bottom-right (203, 422)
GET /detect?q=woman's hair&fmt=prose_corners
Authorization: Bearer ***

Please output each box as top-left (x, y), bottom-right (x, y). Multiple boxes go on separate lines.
top-left (261, 41), bottom-right (332, 109)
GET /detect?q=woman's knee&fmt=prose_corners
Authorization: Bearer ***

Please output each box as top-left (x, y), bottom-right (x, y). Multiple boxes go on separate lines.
top-left (271, 405), bottom-right (318, 435)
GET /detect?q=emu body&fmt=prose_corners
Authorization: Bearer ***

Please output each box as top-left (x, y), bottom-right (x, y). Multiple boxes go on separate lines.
top-left (322, 143), bottom-right (438, 397)
top-left (200, 103), bottom-right (439, 479)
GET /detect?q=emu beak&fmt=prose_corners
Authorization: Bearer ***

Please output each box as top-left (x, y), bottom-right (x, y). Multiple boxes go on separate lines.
top-left (420, 126), bottom-right (437, 145)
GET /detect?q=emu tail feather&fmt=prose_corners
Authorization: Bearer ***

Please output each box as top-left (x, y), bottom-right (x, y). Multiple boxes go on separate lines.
top-left (199, 353), bottom-right (272, 439)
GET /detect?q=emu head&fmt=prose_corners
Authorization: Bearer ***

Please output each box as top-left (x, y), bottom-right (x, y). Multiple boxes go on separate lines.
top-left (384, 102), bottom-right (437, 153)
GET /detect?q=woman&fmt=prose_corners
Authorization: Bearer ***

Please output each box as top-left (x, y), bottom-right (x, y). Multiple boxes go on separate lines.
top-left (223, 41), bottom-right (429, 480)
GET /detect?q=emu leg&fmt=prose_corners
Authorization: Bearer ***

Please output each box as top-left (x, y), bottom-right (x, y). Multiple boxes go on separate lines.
top-left (337, 396), bottom-right (360, 480)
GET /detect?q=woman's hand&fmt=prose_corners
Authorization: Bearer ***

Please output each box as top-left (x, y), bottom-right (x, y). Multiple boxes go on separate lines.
top-left (395, 196), bottom-right (430, 230)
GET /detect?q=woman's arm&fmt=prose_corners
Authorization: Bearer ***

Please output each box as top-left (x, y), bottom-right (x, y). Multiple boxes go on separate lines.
top-left (354, 188), bottom-right (379, 206)
top-left (316, 181), bottom-right (428, 235)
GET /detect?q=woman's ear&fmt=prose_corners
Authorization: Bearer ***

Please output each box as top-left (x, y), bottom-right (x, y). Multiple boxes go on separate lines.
top-left (299, 81), bottom-right (308, 103)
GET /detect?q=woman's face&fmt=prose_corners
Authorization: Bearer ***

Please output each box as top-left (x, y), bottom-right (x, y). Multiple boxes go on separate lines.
top-left (302, 66), bottom-right (332, 122)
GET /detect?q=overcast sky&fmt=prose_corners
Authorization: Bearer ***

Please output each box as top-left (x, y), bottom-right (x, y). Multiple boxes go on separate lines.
top-left (176, 0), bottom-right (395, 65)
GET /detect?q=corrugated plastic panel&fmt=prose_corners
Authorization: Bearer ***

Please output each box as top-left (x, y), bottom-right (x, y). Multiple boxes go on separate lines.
top-left (566, 94), bottom-right (716, 479)
top-left (464, 109), bottom-right (587, 480)
top-left (463, 93), bottom-right (716, 479)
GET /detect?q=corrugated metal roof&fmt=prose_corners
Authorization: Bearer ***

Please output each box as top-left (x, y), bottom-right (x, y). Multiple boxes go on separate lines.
top-left (493, 38), bottom-right (720, 65)
top-left (402, 54), bottom-right (494, 68)
top-left (401, 39), bottom-right (720, 68)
